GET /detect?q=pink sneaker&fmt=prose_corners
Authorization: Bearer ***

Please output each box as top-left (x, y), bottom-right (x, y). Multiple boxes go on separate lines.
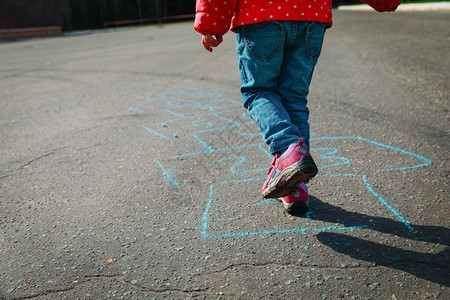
top-left (262, 138), bottom-right (318, 199)
top-left (278, 183), bottom-right (309, 215)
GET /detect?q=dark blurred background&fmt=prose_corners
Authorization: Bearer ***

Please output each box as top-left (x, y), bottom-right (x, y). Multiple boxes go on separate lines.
top-left (0, 0), bottom-right (196, 31)
top-left (0, 0), bottom-right (423, 32)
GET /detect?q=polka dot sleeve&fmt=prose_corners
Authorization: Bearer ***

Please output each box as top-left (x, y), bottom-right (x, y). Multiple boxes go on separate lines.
top-left (195, 0), bottom-right (238, 36)
top-left (361, 0), bottom-right (401, 12)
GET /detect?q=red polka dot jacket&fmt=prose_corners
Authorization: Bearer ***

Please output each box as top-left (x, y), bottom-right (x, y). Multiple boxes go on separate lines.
top-left (194, 0), bottom-right (401, 36)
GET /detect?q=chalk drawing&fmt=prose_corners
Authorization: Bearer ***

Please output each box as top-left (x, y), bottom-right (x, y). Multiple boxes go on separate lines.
top-left (217, 157), bottom-right (268, 174)
top-left (124, 106), bottom-right (144, 113)
top-left (156, 160), bottom-right (179, 187)
top-left (126, 87), bottom-right (431, 238)
top-left (143, 126), bottom-right (169, 140)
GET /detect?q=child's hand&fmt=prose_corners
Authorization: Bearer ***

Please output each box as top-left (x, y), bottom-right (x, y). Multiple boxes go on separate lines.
top-left (202, 34), bottom-right (223, 52)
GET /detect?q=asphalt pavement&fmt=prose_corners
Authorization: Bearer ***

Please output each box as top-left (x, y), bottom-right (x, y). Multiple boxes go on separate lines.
top-left (0, 10), bottom-right (449, 300)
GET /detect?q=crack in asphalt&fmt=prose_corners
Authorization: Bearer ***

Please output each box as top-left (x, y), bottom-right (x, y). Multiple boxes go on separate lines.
top-left (0, 146), bottom-right (72, 182)
top-left (0, 152), bottom-right (56, 183)
top-left (201, 262), bottom-right (368, 275)
top-left (7, 257), bottom-right (448, 299)
top-left (107, 275), bottom-right (209, 295)
top-left (19, 152), bottom-right (55, 169)
top-left (200, 258), bottom-right (449, 276)
top-left (10, 285), bottom-right (79, 300)
top-left (8, 273), bottom-right (209, 299)
top-left (9, 274), bottom-right (121, 300)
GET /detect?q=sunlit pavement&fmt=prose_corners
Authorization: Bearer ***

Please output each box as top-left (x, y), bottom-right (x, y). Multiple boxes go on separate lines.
top-left (0, 10), bottom-right (448, 299)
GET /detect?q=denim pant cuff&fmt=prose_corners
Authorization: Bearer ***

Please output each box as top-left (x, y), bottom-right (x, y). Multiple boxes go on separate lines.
top-left (269, 137), bottom-right (300, 154)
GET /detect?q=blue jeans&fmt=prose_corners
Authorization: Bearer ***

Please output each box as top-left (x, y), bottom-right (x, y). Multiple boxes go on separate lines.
top-left (235, 21), bottom-right (328, 154)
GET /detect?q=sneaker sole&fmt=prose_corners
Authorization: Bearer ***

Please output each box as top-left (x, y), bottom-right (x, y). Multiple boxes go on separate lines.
top-left (262, 156), bottom-right (318, 199)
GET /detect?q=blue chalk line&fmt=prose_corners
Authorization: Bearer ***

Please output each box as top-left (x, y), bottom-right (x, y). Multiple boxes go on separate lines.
top-left (314, 147), bottom-right (350, 169)
top-left (124, 106), bottom-right (144, 113)
top-left (235, 129), bottom-right (259, 136)
top-left (362, 175), bottom-right (414, 232)
top-left (212, 113), bottom-right (241, 125)
top-left (143, 126), bottom-right (170, 140)
top-left (253, 199), bottom-right (276, 206)
top-left (202, 185), bottom-right (214, 238)
top-left (205, 225), bottom-right (369, 238)
top-left (156, 160), bottom-right (179, 187)
top-left (311, 136), bottom-right (431, 171)
top-left (166, 110), bottom-right (185, 118)
top-left (174, 143), bottom-right (262, 159)
top-left (220, 178), bottom-right (266, 184)
top-left (217, 157), bottom-right (268, 174)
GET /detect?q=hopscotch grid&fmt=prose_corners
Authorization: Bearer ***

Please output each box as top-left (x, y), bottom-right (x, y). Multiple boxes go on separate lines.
top-left (142, 108), bottom-right (246, 127)
top-left (131, 88), bottom-right (431, 238)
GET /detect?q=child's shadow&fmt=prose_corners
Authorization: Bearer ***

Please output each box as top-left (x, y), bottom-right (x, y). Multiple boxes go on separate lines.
top-left (307, 196), bottom-right (450, 287)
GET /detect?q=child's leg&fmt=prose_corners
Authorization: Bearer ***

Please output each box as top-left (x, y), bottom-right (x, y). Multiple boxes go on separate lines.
top-left (278, 21), bottom-right (328, 150)
top-left (235, 22), bottom-right (318, 198)
top-left (235, 22), bottom-right (301, 155)
top-left (274, 22), bottom-right (327, 210)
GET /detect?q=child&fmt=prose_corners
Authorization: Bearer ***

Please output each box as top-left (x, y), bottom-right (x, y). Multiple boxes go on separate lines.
top-left (195, 0), bottom-right (401, 214)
